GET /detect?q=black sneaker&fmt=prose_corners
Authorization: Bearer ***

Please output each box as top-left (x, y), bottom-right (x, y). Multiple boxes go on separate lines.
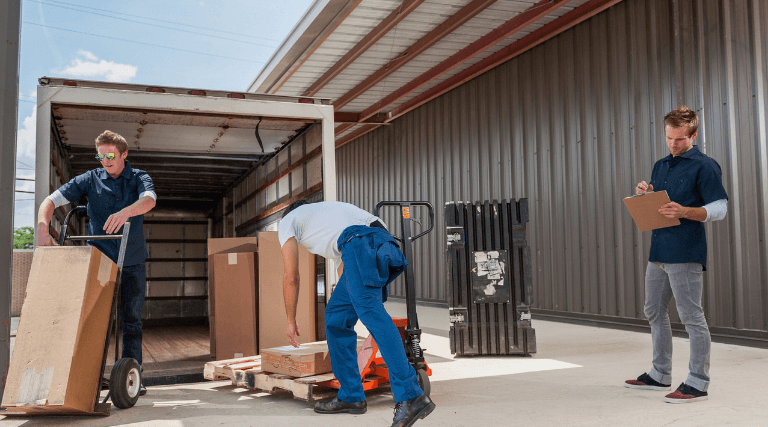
top-left (139, 383), bottom-right (147, 396)
top-left (314, 396), bottom-right (367, 414)
top-left (664, 382), bottom-right (708, 403)
top-left (624, 372), bottom-right (671, 390)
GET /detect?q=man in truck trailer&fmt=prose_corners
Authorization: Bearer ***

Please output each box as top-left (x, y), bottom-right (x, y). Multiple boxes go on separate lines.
top-left (279, 200), bottom-right (436, 427)
top-left (36, 130), bottom-right (157, 397)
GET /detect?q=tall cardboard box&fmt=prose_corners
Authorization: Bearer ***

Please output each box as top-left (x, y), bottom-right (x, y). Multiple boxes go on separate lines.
top-left (2, 246), bottom-right (117, 414)
top-left (257, 231), bottom-right (316, 350)
top-left (207, 237), bottom-right (258, 358)
top-left (212, 252), bottom-right (258, 360)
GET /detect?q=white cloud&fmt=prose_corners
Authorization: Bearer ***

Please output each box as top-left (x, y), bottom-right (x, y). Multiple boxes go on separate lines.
top-left (79, 50), bottom-right (98, 61)
top-left (59, 51), bottom-right (137, 83)
top-left (16, 110), bottom-right (36, 160)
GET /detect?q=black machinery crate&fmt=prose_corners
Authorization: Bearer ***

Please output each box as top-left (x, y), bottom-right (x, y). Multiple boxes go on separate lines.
top-left (445, 199), bottom-right (535, 356)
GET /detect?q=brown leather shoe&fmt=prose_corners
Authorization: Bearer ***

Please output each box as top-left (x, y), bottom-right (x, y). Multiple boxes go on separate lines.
top-left (391, 393), bottom-right (435, 427)
top-left (314, 396), bottom-right (367, 414)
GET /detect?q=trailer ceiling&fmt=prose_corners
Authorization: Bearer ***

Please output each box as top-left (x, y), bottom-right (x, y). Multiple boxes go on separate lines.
top-left (249, 0), bottom-right (624, 148)
top-left (53, 104), bottom-right (315, 204)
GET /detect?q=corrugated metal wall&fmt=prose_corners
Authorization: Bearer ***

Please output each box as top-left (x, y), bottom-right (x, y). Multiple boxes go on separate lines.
top-left (336, 0), bottom-right (768, 335)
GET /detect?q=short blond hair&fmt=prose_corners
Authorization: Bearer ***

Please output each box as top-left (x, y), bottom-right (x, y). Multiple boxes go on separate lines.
top-left (95, 130), bottom-right (128, 153)
top-left (664, 106), bottom-right (699, 137)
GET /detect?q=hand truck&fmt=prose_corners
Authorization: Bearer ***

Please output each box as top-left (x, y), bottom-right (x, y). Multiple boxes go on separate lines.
top-left (60, 206), bottom-right (142, 411)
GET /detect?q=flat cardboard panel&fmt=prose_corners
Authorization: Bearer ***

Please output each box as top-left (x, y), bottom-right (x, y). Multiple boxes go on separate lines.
top-left (623, 191), bottom-right (681, 231)
top-left (258, 232), bottom-right (316, 351)
top-left (207, 237), bottom-right (258, 357)
top-left (212, 252), bottom-right (258, 360)
top-left (2, 246), bottom-right (116, 413)
top-left (260, 342), bottom-right (332, 377)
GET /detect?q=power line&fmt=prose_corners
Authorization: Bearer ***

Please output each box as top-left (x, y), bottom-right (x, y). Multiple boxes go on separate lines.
top-left (31, 0), bottom-right (282, 43)
top-left (19, 99), bottom-right (36, 103)
top-left (23, 21), bottom-right (266, 64)
top-left (28, 0), bottom-right (280, 49)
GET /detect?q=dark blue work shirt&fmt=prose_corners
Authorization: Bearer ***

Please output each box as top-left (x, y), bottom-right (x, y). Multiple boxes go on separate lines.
top-left (648, 145), bottom-right (728, 269)
top-left (58, 161), bottom-right (154, 266)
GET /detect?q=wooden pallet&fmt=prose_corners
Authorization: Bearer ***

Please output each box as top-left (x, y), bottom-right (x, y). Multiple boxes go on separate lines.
top-left (204, 355), bottom-right (338, 401)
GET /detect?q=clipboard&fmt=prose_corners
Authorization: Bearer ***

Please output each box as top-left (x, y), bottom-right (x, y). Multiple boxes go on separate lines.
top-left (623, 190), bottom-right (681, 231)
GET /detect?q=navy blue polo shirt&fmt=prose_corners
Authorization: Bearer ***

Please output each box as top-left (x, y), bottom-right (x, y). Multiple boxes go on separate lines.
top-left (58, 161), bottom-right (154, 266)
top-left (648, 145), bottom-right (728, 268)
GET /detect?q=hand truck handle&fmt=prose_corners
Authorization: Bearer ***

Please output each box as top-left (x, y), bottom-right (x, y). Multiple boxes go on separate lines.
top-left (58, 205), bottom-right (130, 245)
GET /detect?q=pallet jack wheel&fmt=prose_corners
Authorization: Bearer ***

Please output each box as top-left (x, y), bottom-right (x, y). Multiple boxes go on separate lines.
top-left (417, 368), bottom-right (430, 397)
top-left (109, 357), bottom-right (141, 409)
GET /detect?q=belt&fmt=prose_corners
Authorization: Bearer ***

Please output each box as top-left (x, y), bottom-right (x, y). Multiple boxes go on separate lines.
top-left (369, 220), bottom-right (386, 230)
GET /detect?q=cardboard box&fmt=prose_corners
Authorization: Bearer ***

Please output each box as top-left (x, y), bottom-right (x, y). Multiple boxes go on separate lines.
top-left (212, 252), bottom-right (258, 360)
top-left (257, 231), bottom-right (316, 350)
top-left (260, 342), bottom-right (332, 377)
top-left (207, 237), bottom-right (258, 358)
top-left (2, 246), bottom-right (117, 414)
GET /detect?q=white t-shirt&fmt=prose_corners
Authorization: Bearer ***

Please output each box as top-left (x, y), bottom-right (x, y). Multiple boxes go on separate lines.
top-left (278, 201), bottom-right (385, 260)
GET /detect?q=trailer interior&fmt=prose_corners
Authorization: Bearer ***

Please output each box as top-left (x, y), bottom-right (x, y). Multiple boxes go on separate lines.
top-left (34, 78), bottom-right (336, 384)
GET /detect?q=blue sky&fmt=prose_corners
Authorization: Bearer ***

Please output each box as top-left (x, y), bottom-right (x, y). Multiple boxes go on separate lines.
top-left (14, 0), bottom-right (314, 228)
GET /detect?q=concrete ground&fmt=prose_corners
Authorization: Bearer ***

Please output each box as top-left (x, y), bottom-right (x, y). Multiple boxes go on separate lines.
top-left (2, 300), bottom-right (767, 426)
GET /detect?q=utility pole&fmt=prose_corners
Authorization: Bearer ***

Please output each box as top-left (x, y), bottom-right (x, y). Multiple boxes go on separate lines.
top-left (0, 0), bottom-right (22, 401)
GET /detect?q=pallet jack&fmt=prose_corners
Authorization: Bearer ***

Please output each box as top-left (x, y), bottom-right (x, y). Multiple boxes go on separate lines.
top-left (59, 206), bottom-right (142, 412)
top-left (320, 201), bottom-right (435, 396)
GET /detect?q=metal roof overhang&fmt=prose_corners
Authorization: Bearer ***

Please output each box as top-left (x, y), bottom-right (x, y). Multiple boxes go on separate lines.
top-left (249, 0), bottom-right (625, 148)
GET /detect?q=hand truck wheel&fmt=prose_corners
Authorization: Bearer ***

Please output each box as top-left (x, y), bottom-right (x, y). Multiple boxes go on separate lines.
top-left (417, 368), bottom-right (430, 397)
top-left (109, 357), bottom-right (142, 409)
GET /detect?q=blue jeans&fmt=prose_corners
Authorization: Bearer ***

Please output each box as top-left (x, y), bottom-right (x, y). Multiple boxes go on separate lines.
top-left (325, 231), bottom-right (422, 403)
top-left (644, 262), bottom-right (710, 391)
top-left (120, 263), bottom-right (146, 365)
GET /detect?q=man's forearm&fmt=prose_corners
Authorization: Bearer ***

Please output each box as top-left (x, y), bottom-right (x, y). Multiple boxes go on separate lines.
top-left (683, 206), bottom-right (708, 222)
top-left (121, 196), bottom-right (156, 217)
top-left (283, 275), bottom-right (300, 323)
top-left (36, 198), bottom-right (55, 236)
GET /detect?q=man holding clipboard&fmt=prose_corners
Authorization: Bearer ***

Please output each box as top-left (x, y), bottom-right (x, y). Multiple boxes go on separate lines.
top-left (624, 106), bottom-right (728, 403)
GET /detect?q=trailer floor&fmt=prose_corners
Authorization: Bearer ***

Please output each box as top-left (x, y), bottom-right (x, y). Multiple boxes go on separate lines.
top-left (3, 300), bottom-right (768, 426)
top-left (105, 324), bottom-right (213, 385)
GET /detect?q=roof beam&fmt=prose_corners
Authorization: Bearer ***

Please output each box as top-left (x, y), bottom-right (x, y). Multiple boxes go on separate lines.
top-left (386, 0), bottom-right (625, 122)
top-left (268, 0), bottom-right (364, 94)
top-left (333, 0), bottom-right (497, 110)
top-left (302, 0), bottom-right (427, 97)
top-left (335, 124), bottom-right (382, 149)
top-left (358, 0), bottom-right (569, 122)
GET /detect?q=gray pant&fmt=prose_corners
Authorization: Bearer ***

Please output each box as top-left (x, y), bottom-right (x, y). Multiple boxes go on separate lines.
top-left (644, 262), bottom-right (710, 392)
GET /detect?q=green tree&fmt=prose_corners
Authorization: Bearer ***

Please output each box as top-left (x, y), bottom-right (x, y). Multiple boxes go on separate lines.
top-left (13, 227), bottom-right (34, 249)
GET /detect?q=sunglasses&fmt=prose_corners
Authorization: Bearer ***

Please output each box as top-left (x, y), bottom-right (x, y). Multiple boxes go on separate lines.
top-left (95, 153), bottom-right (117, 161)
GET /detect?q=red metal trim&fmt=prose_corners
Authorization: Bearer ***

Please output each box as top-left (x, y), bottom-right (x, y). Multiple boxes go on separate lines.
top-left (334, 112), bottom-right (360, 123)
top-left (335, 124), bottom-right (382, 149)
top-left (387, 0), bottom-right (625, 122)
top-left (303, 0), bottom-right (426, 97)
top-left (333, 0), bottom-right (496, 110)
top-left (358, 0), bottom-right (568, 122)
top-left (335, 122), bottom-right (357, 135)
